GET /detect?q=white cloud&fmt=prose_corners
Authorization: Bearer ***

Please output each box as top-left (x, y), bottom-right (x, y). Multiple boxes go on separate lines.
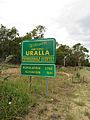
top-left (0, 0), bottom-right (90, 53)
top-left (50, 0), bottom-right (90, 52)
top-left (0, 0), bottom-right (73, 34)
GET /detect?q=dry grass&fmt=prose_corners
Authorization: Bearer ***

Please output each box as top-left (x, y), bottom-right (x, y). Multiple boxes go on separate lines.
top-left (0, 65), bottom-right (90, 120)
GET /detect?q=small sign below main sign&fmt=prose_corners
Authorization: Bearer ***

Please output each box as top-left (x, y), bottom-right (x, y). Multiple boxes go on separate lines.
top-left (21, 64), bottom-right (56, 77)
top-left (21, 38), bottom-right (56, 64)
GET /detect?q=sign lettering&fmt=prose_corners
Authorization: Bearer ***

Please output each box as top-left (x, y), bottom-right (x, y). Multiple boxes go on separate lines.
top-left (20, 38), bottom-right (56, 77)
top-left (21, 64), bottom-right (55, 77)
top-left (21, 39), bottom-right (56, 64)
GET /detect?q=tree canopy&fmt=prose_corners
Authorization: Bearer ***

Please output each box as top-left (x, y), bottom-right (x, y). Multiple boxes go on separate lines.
top-left (22, 25), bottom-right (46, 40)
top-left (56, 43), bottom-right (90, 66)
top-left (0, 24), bottom-right (90, 66)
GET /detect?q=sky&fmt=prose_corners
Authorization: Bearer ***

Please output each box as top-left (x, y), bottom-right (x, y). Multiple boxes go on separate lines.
top-left (0, 0), bottom-right (90, 54)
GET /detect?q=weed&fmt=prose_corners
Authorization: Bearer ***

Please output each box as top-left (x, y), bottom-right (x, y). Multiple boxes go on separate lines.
top-left (0, 76), bottom-right (39, 120)
top-left (65, 114), bottom-right (75, 120)
top-left (76, 72), bottom-right (80, 79)
top-left (73, 101), bottom-right (85, 106)
top-left (84, 111), bottom-right (90, 119)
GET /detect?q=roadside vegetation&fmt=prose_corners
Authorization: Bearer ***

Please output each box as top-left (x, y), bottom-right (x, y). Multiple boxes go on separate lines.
top-left (0, 64), bottom-right (90, 120)
top-left (0, 24), bottom-right (90, 120)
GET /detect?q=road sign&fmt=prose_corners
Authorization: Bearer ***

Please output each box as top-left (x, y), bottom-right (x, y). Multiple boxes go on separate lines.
top-left (21, 38), bottom-right (56, 64)
top-left (21, 64), bottom-right (56, 77)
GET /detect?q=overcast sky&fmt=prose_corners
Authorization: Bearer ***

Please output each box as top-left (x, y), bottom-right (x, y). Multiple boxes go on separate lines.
top-left (0, 0), bottom-right (90, 53)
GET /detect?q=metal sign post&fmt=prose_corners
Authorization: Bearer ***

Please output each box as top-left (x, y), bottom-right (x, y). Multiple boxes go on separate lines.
top-left (29, 76), bottom-right (32, 91)
top-left (46, 78), bottom-right (48, 96)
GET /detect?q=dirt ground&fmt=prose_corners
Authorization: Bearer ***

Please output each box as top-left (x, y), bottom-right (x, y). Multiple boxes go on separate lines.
top-left (1, 68), bottom-right (20, 75)
top-left (1, 66), bottom-right (90, 120)
top-left (23, 68), bottom-right (90, 120)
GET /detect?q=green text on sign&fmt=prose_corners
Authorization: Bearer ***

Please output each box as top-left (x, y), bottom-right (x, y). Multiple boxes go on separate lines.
top-left (21, 64), bottom-right (56, 77)
top-left (21, 38), bottom-right (56, 64)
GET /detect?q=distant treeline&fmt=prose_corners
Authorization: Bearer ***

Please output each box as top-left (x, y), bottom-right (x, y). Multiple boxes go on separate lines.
top-left (0, 24), bottom-right (90, 66)
top-left (56, 43), bottom-right (90, 67)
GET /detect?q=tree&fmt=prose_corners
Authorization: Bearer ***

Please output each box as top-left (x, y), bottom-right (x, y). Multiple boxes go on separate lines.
top-left (0, 24), bottom-right (19, 41)
top-left (0, 24), bottom-right (46, 63)
top-left (56, 44), bottom-right (71, 66)
top-left (56, 43), bottom-right (90, 67)
top-left (72, 43), bottom-right (89, 66)
top-left (0, 24), bottom-right (19, 60)
top-left (30, 25), bottom-right (46, 39)
top-left (22, 32), bottom-right (32, 40)
top-left (22, 25), bottom-right (46, 40)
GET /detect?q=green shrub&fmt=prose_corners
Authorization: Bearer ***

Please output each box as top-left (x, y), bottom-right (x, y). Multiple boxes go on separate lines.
top-left (0, 80), bottom-right (34, 120)
top-left (76, 72), bottom-right (80, 79)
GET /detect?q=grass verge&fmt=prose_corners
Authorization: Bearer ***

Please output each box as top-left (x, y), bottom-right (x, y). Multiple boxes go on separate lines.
top-left (0, 75), bottom-right (40, 120)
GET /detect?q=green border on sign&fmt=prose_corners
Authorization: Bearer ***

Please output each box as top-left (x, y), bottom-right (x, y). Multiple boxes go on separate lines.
top-left (20, 64), bottom-right (56, 78)
top-left (21, 38), bottom-right (56, 64)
